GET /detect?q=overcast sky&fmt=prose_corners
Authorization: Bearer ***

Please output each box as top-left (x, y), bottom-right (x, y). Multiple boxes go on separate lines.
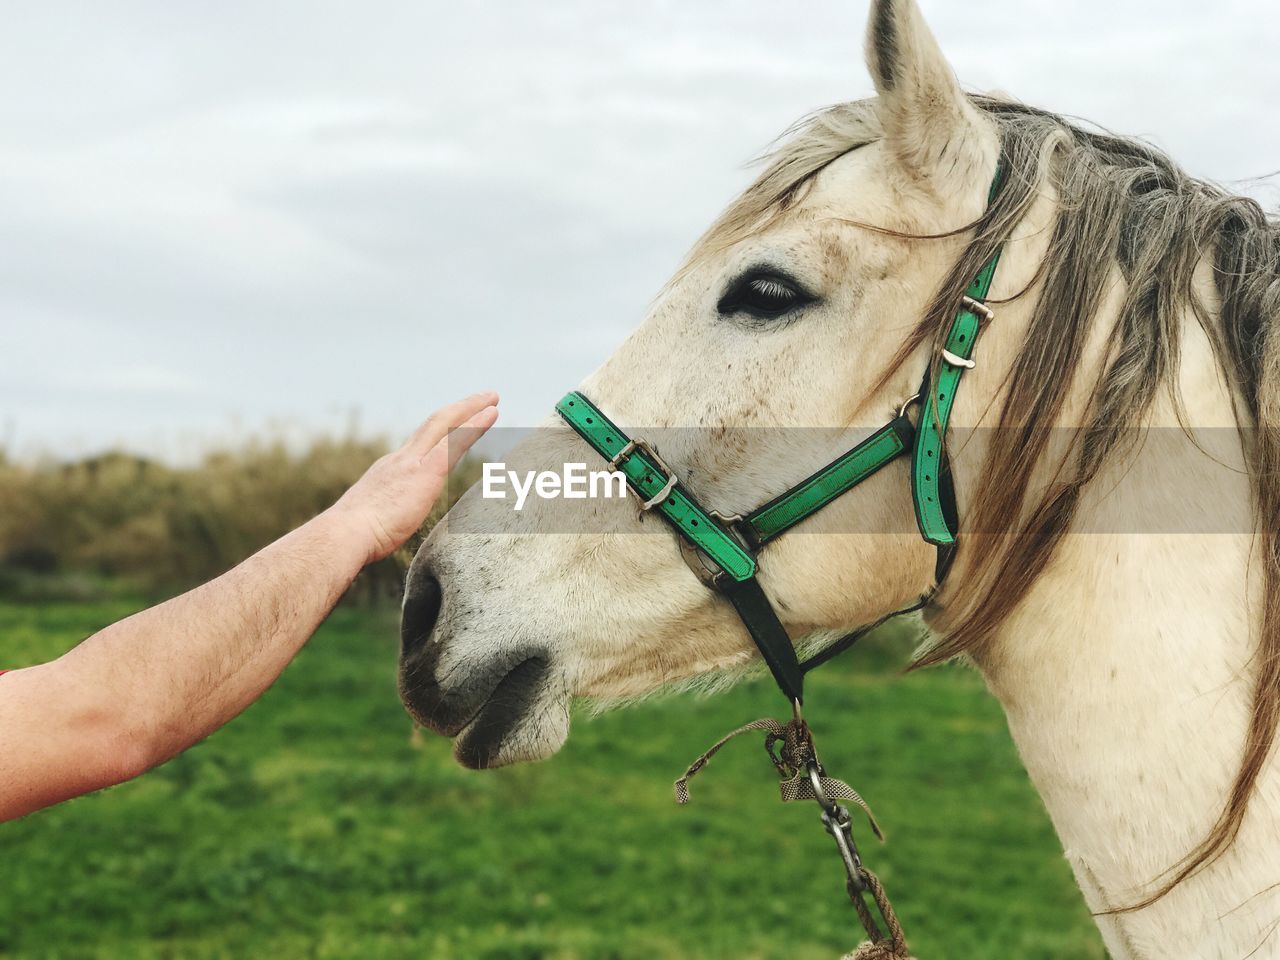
top-left (3, 1), bottom-right (1277, 460)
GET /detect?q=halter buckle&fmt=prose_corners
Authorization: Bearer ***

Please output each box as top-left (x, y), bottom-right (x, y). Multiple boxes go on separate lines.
top-left (708, 509), bottom-right (744, 527)
top-left (941, 349), bottom-right (976, 370)
top-left (961, 295), bottom-right (995, 322)
top-left (679, 510), bottom-right (753, 588)
top-left (607, 437), bottom-right (643, 471)
top-left (608, 437), bottom-right (679, 510)
top-left (641, 475), bottom-right (678, 511)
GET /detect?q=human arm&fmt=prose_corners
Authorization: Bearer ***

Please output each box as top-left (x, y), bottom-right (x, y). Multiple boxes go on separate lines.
top-left (0, 392), bottom-right (497, 822)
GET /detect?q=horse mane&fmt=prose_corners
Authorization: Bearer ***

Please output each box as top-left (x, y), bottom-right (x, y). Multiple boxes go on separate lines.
top-left (697, 95), bottom-right (1280, 907)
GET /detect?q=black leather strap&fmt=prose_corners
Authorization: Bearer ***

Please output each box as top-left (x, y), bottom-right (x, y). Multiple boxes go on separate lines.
top-left (719, 575), bottom-right (805, 704)
top-left (799, 594), bottom-right (930, 674)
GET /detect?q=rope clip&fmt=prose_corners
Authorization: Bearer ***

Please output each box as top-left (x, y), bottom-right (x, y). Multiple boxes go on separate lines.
top-left (809, 759), bottom-right (867, 893)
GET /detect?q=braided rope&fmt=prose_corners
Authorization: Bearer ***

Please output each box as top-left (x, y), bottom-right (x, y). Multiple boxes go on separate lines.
top-left (843, 869), bottom-right (912, 959)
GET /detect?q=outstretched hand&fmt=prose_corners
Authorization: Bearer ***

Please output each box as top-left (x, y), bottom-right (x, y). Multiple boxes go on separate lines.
top-left (0, 389), bottom-right (499, 824)
top-left (330, 391), bottom-right (499, 563)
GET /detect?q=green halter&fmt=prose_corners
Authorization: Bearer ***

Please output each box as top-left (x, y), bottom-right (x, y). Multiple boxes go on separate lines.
top-left (556, 168), bottom-right (1004, 705)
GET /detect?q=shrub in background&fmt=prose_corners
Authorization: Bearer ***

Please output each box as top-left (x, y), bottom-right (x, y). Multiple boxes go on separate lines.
top-left (0, 438), bottom-right (480, 604)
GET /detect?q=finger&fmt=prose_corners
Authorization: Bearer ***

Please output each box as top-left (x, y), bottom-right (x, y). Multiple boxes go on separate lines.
top-left (442, 404), bottom-right (498, 472)
top-left (418, 404), bottom-right (497, 476)
top-left (405, 391), bottom-right (499, 454)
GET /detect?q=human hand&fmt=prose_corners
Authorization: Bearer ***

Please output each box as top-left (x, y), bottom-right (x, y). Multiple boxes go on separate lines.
top-left (329, 391), bottom-right (499, 563)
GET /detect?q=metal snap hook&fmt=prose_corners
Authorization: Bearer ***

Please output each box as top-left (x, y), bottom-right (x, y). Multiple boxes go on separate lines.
top-left (822, 803), bottom-right (868, 893)
top-left (807, 759), bottom-right (834, 812)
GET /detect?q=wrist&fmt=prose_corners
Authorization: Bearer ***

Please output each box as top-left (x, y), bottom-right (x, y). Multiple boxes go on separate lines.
top-left (313, 506), bottom-right (380, 573)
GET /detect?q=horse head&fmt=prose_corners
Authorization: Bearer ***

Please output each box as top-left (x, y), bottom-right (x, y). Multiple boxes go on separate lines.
top-left (399, 0), bottom-right (1022, 769)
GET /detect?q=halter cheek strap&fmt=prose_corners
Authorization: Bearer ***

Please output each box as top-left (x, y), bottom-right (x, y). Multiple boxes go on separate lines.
top-left (914, 255), bottom-right (1003, 545)
top-left (555, 166), bottom-right (1004, 705)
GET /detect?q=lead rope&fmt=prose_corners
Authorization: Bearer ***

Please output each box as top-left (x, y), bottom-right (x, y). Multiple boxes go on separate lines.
top-left (674, 708), bottom-right (914, 959)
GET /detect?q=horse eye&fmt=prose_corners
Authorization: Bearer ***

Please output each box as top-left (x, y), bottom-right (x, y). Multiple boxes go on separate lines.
top-left (717, 270), bottom-right (815, 321)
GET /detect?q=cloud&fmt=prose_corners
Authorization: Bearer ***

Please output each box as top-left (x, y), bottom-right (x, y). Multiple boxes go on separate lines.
top-left (2, 0), bottom-right (1277, 459)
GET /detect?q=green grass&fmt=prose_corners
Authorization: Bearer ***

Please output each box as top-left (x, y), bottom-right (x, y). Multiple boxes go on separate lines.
top-left (0, 602), bottom-right (1105, 959)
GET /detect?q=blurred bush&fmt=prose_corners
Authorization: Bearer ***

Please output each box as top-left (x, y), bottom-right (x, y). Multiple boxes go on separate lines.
top-left (0, 438), bottom-right (480, 604)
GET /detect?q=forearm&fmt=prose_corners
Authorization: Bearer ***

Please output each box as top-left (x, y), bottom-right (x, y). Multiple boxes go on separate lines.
top-left (67, 508), bottom-right (368, 766)
top-left (0, 511), bottom-right (368, 821)
top-left (0, 391), bottom-right (496, 822)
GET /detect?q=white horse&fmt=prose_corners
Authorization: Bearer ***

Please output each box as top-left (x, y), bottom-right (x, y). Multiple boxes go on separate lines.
top-left (399, 1), bottom-right (1280, 955)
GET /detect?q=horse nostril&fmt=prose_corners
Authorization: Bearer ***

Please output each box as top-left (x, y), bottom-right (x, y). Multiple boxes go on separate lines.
top-left (401, 573), bottom-right (443, 657)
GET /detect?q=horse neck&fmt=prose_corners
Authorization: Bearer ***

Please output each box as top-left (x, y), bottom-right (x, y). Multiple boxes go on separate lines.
top-left (943, 249), bottom-right (1280, 957)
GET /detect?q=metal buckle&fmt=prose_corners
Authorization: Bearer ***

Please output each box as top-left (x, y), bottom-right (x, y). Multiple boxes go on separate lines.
top-left (708, 509), bottom-right (744, 527)
top-left (609, 437), bottom-right (677, 512)
top-left (939, 297), bottom-right (991, 371)
top-left (606, 437), bottom-right (639, 471)
top-left (679, 510), bottom-right (751, 588)
top-left (941, 349), bottom-right (976, 370)
top-left (962, 295), bottom-right (995, 322)
top-left (642, 475), bottom-right (678, 511)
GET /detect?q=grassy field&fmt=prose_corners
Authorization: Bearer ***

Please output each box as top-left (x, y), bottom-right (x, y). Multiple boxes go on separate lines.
top-left (0, 601), bottom-right (1105, 960)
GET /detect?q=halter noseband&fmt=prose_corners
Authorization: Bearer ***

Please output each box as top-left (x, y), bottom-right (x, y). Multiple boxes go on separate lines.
top-left (556, 167), bottom-right (1004, 708)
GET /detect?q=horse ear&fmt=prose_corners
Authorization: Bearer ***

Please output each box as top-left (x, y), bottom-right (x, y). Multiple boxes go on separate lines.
top-left (864, 0), bottom-right (986, 189)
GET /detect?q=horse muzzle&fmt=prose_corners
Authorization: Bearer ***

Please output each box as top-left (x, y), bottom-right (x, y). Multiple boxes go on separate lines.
top-left (398, 561), bottom-right (568, 769)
